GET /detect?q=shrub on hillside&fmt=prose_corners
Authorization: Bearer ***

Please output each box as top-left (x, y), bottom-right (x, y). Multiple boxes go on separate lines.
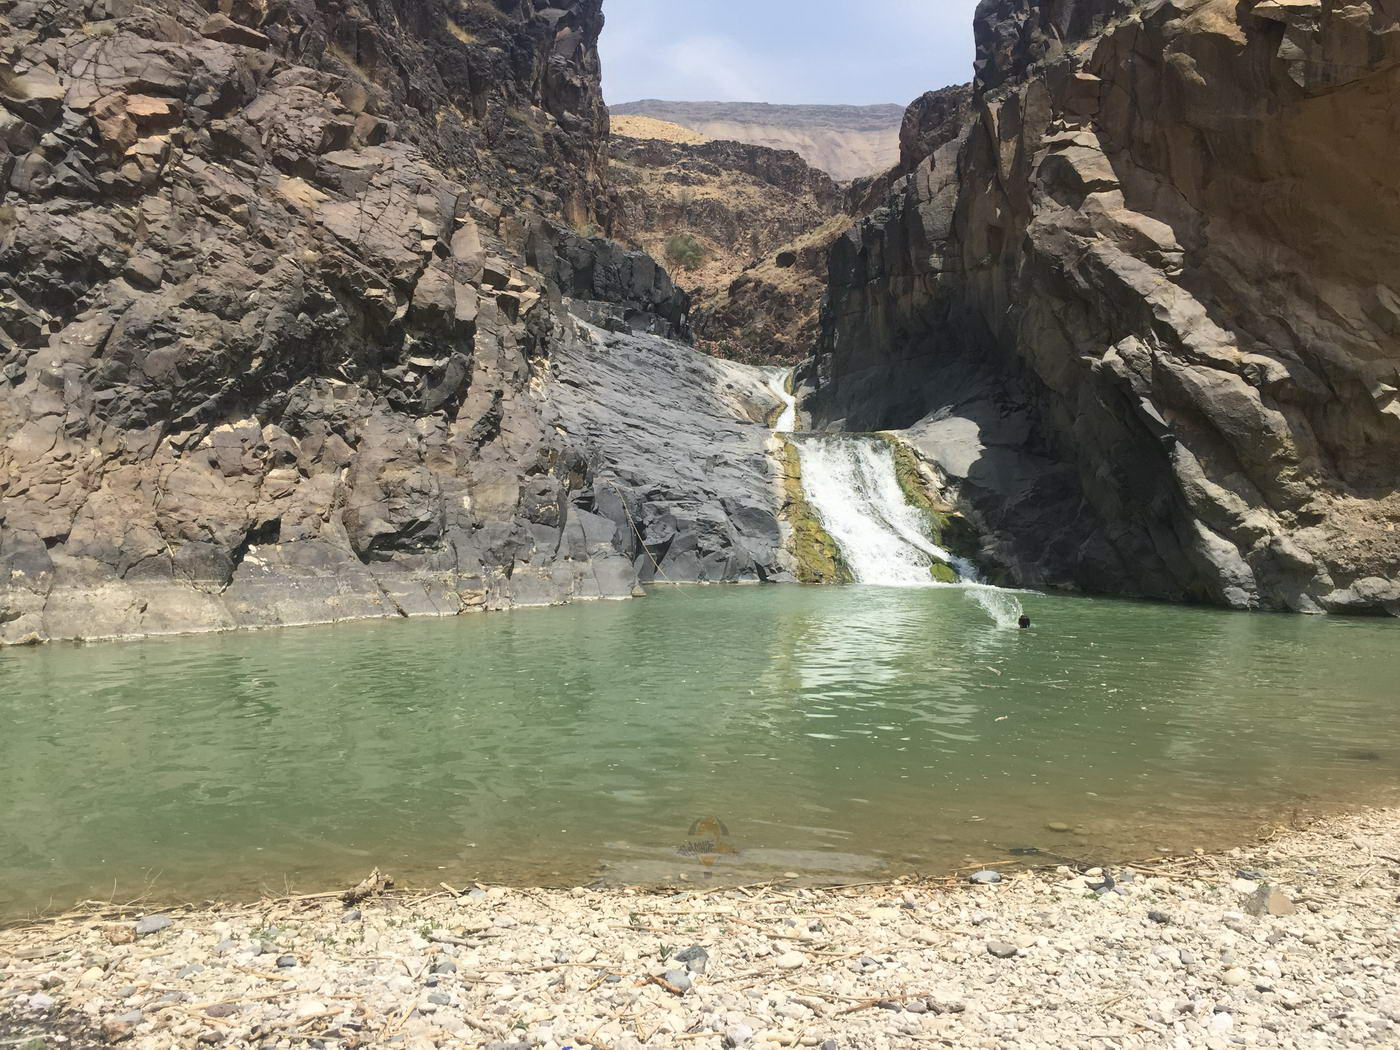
top-left (665, 233), bottom-right (707, 270)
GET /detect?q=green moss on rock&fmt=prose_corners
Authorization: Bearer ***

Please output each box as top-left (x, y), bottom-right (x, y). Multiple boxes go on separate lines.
top-left (878, 433), bottom-right (982, 577)
top-left (779, 440), bottom-right (853, 584)
top-left (930, 561), bottom-right (959, 584)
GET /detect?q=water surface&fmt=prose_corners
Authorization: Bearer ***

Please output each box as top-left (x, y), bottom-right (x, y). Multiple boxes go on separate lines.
top-left (2, 586), bottom-right (1398, 917)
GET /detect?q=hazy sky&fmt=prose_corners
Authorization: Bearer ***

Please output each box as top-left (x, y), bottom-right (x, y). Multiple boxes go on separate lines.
top-left (599, 0), bottom-right (980, 108)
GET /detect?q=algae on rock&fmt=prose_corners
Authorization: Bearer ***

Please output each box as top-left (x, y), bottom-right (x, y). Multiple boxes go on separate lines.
top-left (878, 433), bottom-right (981, 582)
top-left (777, 440), bottom-right (853, 584)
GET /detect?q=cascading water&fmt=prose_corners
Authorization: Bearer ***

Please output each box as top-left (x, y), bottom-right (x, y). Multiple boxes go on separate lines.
top-left (767, 369), bottom-right (797, 432)
top-left (794, 436), bottom-right (960, 587)
top-left (770, 370), bottom-right (1025, 626)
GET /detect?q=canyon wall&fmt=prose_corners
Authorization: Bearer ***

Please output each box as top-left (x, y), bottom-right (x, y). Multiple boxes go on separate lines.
top-left (0, 0), bottom-right (788, 644)
top-left (811, 0), bottom-right (1400, 612)
top-left (607, 132), bottom-right (842, 362)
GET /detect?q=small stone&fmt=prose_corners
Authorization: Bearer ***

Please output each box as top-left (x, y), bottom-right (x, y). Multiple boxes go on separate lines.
top-left (775, 951), bottom-right (806, 970)
top-left (674, 945), bottom-right (710, 974)
top-left (341, 908), bottom-right (362, 923)
top-left (1046, 822), bottom-right (1072, 833)
top-left (1245, 885), bottom-right (1297, 917)
top-left (467, 887), bottom-right (487, 898)
top-left (177, 964), bottom-right (205, 978)
top-left (967, 870), bottom-right (1002, 885)
top-left (135, 914), bottom-right (172, 936)
top-left (987, 940), bottom-right (1018, 959)
top-left (106, 924), bottom-right (137, 945)
top-left (430, 959), bottom-right (458, 974)
top-left (294, 1000), bottom-right (328, 1019)
top-left (29, 993), bottom-right (56, 1010)
top-left (1148, 910), bottom-right (1171, 924)
top-left (212, 938), bottom-right (236, 955)
top-left (724, 1024), bottom-right (754, 1046)
top-left (102, 1013), bottom-right (141, 1042)
top-left (971, 910), bottom-right (994, 925)
top-left (276, 955), bottom-right (298, 969)
top-left (427, 992), bottom-right (451, 1006)
top-left (205, 1003), bottom-right (239, 1018)
top-left (1222, 968), bottom-right (1250, 987)
top-left (663, 969), bottom-right (693, 992)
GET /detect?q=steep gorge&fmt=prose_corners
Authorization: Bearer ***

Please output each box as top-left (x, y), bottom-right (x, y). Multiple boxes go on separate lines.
top-left (3, 0), bottom-right (1397, 647)
top-left (809, 0), bottom-right (1400, 614)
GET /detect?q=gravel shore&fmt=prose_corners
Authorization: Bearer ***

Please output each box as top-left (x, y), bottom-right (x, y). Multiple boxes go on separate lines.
top-left (3, 809), bottom-right (1398, 1050)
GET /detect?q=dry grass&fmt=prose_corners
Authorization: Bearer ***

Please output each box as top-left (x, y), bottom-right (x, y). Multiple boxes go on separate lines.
top-left (611, 115), bottom-right (708, 145)
top-left (444, 18), bottom-right (476, 44)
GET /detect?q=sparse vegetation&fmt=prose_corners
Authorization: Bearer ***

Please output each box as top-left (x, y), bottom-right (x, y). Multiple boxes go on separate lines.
top-left (665, 233), bottom-right (707, 270)
top-left (445, 18), bottom-right (477, 44)
top-left (878, 433), bottom-right (981, 576)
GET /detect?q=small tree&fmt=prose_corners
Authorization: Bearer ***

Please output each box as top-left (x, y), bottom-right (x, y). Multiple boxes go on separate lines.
top-left (665, 233), bottom-right (707, 270)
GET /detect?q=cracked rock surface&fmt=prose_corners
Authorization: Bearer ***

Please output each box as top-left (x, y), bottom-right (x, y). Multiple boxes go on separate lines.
top-left (0, 0), bottom-right (786, 645)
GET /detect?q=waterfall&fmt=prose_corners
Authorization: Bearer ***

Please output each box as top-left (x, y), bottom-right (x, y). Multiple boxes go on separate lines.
top-left (790, 430), bottom-right (1026, 626)
top-left (767, 369), bottom-right (798, 432)
top-left (794, 435), bottom-right (961, 586)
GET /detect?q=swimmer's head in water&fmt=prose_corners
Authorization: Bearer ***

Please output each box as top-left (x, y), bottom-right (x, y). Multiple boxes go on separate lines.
top-left (1018, 615), bottom-right (1031, 629)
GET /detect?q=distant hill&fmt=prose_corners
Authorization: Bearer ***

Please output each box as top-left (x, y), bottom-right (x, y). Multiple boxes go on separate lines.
top-left (610, 115), bottom-right (709, 145)
top-left (608, 100), bottom-right (905, 182)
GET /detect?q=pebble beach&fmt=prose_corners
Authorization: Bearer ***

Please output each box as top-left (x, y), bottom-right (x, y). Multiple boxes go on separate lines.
top-left (3, 809), bottom-right (1398, 1050)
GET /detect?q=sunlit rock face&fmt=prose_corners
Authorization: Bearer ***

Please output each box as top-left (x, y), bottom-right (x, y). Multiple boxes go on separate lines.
top-left (0, 0), bottom-right (787, 643)
top-left (809, 0), bottom-right (1400, 613)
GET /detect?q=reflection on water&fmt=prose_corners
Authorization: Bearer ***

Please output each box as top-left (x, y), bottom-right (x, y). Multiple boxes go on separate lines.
top-left (1, 587), bottom-right (1399, 916)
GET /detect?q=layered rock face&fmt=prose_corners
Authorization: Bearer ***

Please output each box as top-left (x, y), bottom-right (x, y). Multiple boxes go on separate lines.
top-left (0, 0), bottom-right (787, 644)
top-left (608, 133), bottom-right (842, 362)
top-left (608, 100), bottom-right (907, 182)
top-left (811, 0), bottom-right (1400, 612)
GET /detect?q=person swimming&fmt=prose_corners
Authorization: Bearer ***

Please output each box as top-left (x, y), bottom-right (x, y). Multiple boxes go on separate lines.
top-left (1018, 614), bottom-right (1031, 629)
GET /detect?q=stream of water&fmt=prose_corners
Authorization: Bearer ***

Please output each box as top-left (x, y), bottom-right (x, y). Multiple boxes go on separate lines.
top-left (767, 369), bottom-right (797, 433)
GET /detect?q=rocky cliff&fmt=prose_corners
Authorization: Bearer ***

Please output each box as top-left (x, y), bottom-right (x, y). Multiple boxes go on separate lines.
top-left (0, 0), bottom-right (790, 644)
top-left (608, 100), bottom-right (906, 182)
top-left (607, 131), bottom-right (842, 362)
top-left (810, 0), bottom-right (1400, 613)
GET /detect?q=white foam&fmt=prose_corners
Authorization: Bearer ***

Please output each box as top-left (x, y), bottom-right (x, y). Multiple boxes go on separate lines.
top-left (793, 434), bottom-right (1026, 627)
top-left (768, 369), bottom-right (798, 433)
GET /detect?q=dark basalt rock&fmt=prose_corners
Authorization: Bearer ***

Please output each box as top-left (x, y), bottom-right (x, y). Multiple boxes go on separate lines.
top-left (809, 0), bottom-right (1400, 613)
top-left (0, 0), bottom-right (782, 644)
